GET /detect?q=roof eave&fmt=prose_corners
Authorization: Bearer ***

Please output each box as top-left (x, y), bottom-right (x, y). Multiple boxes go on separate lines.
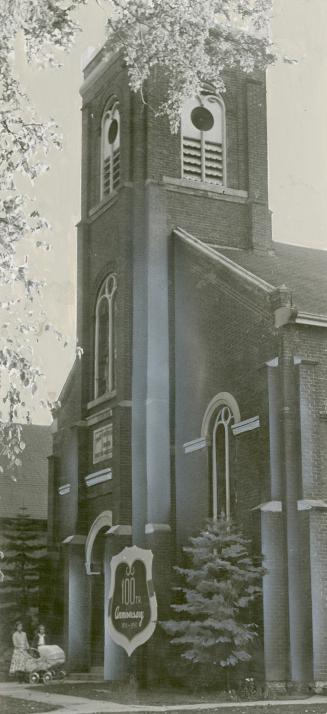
top-left (295, 312), bottom-right (327, 328)
top-left (174, 228), bottom-right (327, 329)
top-left (174, 227), bottom-right (275, 294)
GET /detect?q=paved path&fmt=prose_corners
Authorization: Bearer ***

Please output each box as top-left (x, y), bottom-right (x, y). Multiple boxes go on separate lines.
top-left (2, 681), bottom-right (327, 714)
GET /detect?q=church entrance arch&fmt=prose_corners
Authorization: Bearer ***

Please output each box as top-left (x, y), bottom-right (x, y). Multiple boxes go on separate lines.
top-left (85, 511), bottom-right (112, 668)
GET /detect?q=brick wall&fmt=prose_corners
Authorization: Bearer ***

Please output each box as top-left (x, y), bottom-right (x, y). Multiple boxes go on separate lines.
top-left (56, 51), bottom-right (273, 553)
top-left (283, 326), bottom-right (327, 499)
top-left (166, 188), bottom-right (249, 247)
top-left (173, 239), bottom-right (280, 549)
top-left (282, 325), bottom-right (327, 683)
top-left (146, 67), bottom-right (252, 191)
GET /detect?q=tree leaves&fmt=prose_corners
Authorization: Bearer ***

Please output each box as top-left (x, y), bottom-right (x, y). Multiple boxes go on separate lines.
top-left (106, 0), bottom-right (276, 130)
top-left (0, 0), bottom-right (84, 469)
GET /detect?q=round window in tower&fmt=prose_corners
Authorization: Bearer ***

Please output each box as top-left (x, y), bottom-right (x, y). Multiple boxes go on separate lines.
top-left (191, 106), bottom-right (214, 131)
top-left (108, 118), bottom-right (118, 144)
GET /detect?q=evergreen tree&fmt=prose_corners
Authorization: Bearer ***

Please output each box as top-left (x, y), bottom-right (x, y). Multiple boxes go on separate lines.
top-left (0, 507), bottom-right (46, 640)
top-left (164, 517), bottom-right (265, 684)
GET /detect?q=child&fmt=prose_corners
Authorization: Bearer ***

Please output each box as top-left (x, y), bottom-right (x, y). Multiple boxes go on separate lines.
top-left (32, 624), bottom-right (48, 649)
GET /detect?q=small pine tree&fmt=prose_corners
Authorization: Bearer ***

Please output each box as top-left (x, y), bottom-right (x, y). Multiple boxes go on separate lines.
top-left (0, 507), bottom-right (47, 645)
top-left (164, 517), bottom-right (265, 687)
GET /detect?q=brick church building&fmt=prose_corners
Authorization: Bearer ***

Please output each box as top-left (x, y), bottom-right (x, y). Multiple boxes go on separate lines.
top-left (48, 44), bottom-right (327, 690)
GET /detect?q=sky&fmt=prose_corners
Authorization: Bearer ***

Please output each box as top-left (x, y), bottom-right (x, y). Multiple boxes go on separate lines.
top-left (15, 0), bottom-right (327, 421)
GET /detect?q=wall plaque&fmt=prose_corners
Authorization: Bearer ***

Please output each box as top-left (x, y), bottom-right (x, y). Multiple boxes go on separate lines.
top-left (93, 424), bottom-right (113, 464)
top-left (108, 546), bottom-right (157, 656)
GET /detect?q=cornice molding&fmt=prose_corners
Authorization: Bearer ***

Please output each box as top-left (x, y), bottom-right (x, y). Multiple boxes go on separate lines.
top-left (163, 177), bottom-right (248, 203)
top-left (85, 468), bottom-right (112, 488)
top-left (295, 312), bottom-right (327, 328)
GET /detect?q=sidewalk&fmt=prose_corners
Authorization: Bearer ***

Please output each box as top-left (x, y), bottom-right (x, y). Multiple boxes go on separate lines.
top-left (1, 681), bottom-right (327, 714)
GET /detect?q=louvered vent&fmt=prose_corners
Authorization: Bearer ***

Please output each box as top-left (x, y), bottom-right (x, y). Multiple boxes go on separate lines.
top-left (181, 94), bottom-right (225, 186)
top-left (183, 137), bottom-right (202, 179)
top-left (183, 138), bottom-right (223, 184)
top-left (113, 149), bottom-right (120, 190)
top-left (103, 151), bottom-right (120, 195)
top-left (204, 141), bottom-right (223, 183)
top-left (103, 157), bottom-right (111, 196)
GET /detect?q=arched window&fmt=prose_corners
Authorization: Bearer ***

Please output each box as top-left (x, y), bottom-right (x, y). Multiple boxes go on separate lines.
top-left (101, 100), bottom-right (120, 199)
top-left (181, 94), bottom-right (226, 185)
top-left (212, 406), bottom-right (235, 521)
top-left (94, 274), bottom-right (117, 399)
top-left (202, 393), bottom-right (240, 521)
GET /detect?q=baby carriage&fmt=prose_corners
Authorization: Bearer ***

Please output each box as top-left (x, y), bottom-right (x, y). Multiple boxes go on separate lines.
top-left (25, 644), bottom-right (66, 684)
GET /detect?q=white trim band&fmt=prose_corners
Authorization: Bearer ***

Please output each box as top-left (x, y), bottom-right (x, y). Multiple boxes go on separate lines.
top-left (163, 177), bottom-right (248, 202)
top-left (85, 468), bottom-right (112, 487)
top-left (295, 312), bottom-right (327, 328)
top-left (106, 525), bottom-right (132, 537)
top-left (145, 523), bottom-right (171, 534)
top-left (252, 501), bottom-right (282, 513)
top-left (297, 499), bottom-right (327, 511)
top-left (62, 535), bottom-right (86, 545)
top-left (183, 437), bottom-right (207, 454)
top-left (58, 483), bottom-right (71, 496)
top-left (232, 416), bottom-right (260, 436)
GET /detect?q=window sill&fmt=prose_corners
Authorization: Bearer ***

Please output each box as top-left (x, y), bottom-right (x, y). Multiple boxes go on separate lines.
top-left (87, 391), bottom-right (117, 410)
top-left (162, 176), bottom-right (248, 203)
top-left (87, 182), bottom-right (133, 223)
top-left (88, 192), bottom-right (119, 221)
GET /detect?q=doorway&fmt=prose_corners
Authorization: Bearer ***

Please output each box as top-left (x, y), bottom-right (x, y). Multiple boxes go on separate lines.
top-left (91, 572), bottom-right (104, 666)
top-left (85, 511), bottom-right (113, 671)
top-left (90, 532), bottom-right (106, 667)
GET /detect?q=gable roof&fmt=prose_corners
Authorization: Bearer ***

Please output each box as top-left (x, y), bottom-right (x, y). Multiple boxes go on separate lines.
top-left (0, 425), bottom-right (51, 521)
top-left (216, 242), bottom-right (327, 316)
top-left (174, 228), bottom-right (327, 320)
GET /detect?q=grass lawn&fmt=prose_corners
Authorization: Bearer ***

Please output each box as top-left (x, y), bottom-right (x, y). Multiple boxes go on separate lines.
top-left (0, 695), bottom-right (60, 713)
top-left (35, 683), bottom-right (327, 712)
top-left (36, 681), bottom-right (246, 704)
top-left (38, 681), bottom-right (256, 700)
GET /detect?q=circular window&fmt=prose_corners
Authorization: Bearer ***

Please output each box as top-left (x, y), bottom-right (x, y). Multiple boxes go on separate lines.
top-left (191, 106), bottom-right (214, 132)
top-left (108, 118), bottom-right (118, 144)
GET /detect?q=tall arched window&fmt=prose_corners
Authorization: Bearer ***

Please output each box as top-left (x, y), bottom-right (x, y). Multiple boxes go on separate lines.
top-left (181, 94), bottom-right (226, 185)
top-left (94, 274), bottom-right (117, 399)
top-left (212, 406), bottom-right (236, 520)
top-left (202, 393), bottom-right (240, 521)
top-left (101, 100), bottom-right (120, 199)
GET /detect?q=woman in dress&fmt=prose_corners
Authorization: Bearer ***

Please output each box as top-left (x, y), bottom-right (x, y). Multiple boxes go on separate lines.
top-left (9, 622), bottom-right (29, 681)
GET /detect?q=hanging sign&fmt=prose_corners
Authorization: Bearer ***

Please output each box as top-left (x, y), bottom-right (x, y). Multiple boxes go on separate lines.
top-left (108, 546), bottom-right (157, 656)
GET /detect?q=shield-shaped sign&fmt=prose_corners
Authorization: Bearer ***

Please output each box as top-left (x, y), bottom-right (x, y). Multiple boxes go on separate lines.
top-left (108, 546), bottom-right (157, 656)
